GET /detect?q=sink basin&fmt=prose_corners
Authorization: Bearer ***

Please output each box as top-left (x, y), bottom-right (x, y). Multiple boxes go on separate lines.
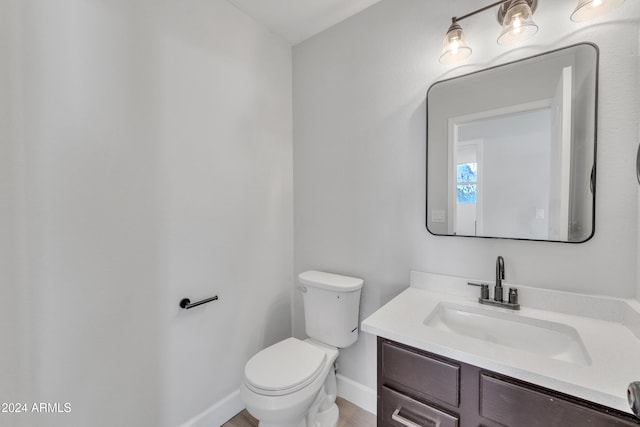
top-left (424, 302), bottom-right (591, 365)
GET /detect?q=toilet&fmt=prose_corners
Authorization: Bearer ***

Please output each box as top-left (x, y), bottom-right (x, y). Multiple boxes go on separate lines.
top-left (240, 270), bottom-right (364, 427)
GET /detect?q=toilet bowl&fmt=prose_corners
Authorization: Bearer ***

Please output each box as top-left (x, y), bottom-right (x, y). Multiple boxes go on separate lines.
top-left (240, 271), bottom-right (363, 427)
top-left (240, 338), bottom-right (339, 427)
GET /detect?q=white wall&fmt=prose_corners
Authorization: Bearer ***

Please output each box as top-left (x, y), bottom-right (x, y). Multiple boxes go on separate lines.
top-left (2, 1), bottom-right (292, 426)
top-left (458, 111), bottom-right (552, 240)
top-left (481, 117), bottom-right (551, 240)
top-left (637, 24), bottom-right (640, 303)
top-left (293, 0), bottom-right (640, 392)
top-left (152, 1), bottom-right (293, 425)
top-left (0, 2), bottom-right (30, 426)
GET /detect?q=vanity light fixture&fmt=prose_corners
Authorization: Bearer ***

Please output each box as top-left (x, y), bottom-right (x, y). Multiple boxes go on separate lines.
top-left (439, 0), bottom-right (538, 65)
top-left (570, 0), bottom-right (625, 22)
top-left (439, 0), bottom-right (627, 65)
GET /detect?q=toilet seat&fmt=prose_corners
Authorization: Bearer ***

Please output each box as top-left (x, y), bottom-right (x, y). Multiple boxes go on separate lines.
top-left (245, 337), bottom-right (327, 396)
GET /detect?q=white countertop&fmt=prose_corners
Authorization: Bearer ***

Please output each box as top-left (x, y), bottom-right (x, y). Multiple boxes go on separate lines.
top-left (361, 271), bottom-right (640, 415)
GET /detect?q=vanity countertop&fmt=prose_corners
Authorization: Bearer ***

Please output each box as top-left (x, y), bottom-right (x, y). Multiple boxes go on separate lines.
top-left (361, 271), bottom-right (640, 415)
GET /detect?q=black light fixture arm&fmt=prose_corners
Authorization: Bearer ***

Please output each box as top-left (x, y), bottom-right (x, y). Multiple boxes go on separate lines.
top-left (451, 0), bottom-right (537, 24)
top-left (453, 0), bottom-right (511, 23)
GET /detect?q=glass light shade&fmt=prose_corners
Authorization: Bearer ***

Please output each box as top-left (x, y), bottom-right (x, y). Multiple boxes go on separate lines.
top-left (570, 0), bottom-right (625, 22)
top-left (497, 0), bottom-right (539, 46)
top-left (439, 22), bottom-right (472, 65)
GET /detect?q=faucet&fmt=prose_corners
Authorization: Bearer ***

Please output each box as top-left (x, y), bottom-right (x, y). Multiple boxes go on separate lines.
top-left (467, 255), bottom-right (519, 310)
top-left (495, 256), bottom-right (505, 302)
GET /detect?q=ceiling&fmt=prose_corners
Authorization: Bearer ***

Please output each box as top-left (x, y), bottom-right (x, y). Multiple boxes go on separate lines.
top-left (228, 0), bottom-right (384, 45)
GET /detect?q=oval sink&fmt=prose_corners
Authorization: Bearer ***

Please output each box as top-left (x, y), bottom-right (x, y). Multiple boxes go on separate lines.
top-left (424, 302), bottom-right (592, 366)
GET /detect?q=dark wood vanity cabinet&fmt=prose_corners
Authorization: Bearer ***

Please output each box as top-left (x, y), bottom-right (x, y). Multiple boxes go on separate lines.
top-left (377, 337), bottom-right (640, 427)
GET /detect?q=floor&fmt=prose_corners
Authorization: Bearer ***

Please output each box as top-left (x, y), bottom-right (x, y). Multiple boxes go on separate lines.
top-left (221, 397), bottom-right (376, 427)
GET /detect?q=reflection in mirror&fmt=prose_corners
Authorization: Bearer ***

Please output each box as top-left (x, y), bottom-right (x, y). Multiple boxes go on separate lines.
top-left (427, 43), bottom-right (598, 243)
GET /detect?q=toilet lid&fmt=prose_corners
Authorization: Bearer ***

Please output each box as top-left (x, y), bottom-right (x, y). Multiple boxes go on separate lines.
top-left (245, 338), bottom-right (326, 395)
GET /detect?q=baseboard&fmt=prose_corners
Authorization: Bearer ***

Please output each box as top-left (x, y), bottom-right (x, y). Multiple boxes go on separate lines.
top-left (180, 375), bottom-right (376, 426)
top-left (180, 389), bottom-right (244, 427)
top-left (336, 374), bottom-right (377, 416)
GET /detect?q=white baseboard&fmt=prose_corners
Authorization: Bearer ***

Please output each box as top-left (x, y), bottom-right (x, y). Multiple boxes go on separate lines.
top-left (180, 389), bottom-right (244, 427)
top-left (180, 375), bottom-right (376, 427)
top-left (336, 374), bottom-right (377, 416)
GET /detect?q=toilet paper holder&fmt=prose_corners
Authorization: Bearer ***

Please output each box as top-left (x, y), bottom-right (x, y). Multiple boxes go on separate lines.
top-left (179, 295), bottom-right (219, 309)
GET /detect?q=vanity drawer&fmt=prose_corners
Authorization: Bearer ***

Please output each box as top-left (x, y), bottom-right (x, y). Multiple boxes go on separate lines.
top-left (480, 373), bottom-right (640, 427)
top-left (380, 339), bottom-right (460, 407)
top-left (380, 386), bottom-right (459, 427)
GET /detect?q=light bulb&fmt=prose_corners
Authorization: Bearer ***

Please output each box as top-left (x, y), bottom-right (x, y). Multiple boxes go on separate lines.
top-left (450, 39), bottom-right (459, 55)
top-left (511, 14), bottom-right (523, 34)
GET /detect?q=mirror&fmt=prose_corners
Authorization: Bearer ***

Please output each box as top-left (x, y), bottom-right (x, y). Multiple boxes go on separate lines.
top-left (427, 43), bottom-right (598, 243)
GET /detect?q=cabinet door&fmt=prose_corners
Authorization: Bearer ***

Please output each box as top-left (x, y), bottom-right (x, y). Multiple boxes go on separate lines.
top-left (480, 373), bottom-right (640, 427)
top-left (380, 339), bottom-right (460, 407)
top-left (380, 386), bottom-right (459, 427)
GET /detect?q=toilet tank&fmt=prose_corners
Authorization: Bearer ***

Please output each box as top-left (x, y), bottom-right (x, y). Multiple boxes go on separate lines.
top-left (298, 271), bottom-right (363, 348)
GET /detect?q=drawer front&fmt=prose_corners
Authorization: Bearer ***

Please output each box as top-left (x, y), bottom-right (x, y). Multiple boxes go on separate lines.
top-left (381, 340), bottom-right (460, 407)
top-left (480, 374), bottom-right (640, 427)
top-left (380, 386), bottom-right (459, 427)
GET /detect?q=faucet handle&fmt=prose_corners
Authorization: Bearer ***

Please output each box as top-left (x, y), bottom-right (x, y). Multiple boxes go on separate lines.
top-left (467, 282), bottom-right (489, 300)
top-left (508, 287), bottom-right (519, 305)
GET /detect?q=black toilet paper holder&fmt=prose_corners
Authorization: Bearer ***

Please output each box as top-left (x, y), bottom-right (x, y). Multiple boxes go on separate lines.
top-left (179, 295), bottom-right (219, 309)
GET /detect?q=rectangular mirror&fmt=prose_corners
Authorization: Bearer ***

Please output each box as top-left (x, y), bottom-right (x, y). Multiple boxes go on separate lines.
top-left (427, 43), bottom-right (598, 243)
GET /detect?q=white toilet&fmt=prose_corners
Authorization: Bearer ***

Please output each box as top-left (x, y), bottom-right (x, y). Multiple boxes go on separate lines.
top-left (240, 270), bottom-right (363, 427)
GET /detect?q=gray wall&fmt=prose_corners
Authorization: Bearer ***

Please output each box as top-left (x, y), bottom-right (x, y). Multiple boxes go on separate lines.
top-left (460, 112), bottom-right (552, 239)
top-left (1, 1), bottom-right (293, 426)
top-left (293, 0), bottom-right (640, 391)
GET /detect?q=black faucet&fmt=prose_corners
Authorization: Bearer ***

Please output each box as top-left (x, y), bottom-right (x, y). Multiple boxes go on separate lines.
top-left (467, 255), bottom-right (519, 309)
top-left (495, 255), bottom-right (505, 302)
